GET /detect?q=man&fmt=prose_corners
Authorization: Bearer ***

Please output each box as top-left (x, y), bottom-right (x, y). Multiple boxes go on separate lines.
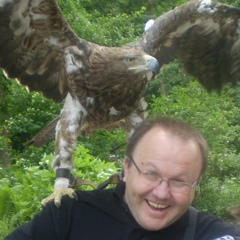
top-left (5, 117), bottom-right (240, 239)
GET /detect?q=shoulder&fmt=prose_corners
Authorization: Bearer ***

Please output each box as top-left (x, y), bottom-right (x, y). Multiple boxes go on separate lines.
top-left (195, 211), bottom-right (240, 240)
top-left (74, 181), bottom-right (125, 206)
top-left (38, 189), bottom-right (111, 219)
top-left (67, 187), bottom-right (119, 215)
top-left (75, 188), bottom-right (114, 204)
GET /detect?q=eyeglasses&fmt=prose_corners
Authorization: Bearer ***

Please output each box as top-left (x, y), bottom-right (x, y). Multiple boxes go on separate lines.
top-left (129, 156), bottom-right (199, 194)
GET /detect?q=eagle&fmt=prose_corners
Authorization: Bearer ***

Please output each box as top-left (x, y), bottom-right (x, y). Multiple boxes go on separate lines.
top-left (0, 0), bottom-right (240, 211)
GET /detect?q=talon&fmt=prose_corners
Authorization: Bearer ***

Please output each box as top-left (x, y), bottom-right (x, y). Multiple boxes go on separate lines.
top-left (54, 198), bottom-right (61, 208)
top-left (41, 187), bottom-right (77, 207)
top-left (73, 191), bottom-right (78, 201)
top-left (65, 188), bottom-right (75, 199)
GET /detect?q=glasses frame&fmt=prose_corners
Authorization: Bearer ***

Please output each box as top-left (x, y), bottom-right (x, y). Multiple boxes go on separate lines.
top-left (129, 156), bottom-right (200, 193)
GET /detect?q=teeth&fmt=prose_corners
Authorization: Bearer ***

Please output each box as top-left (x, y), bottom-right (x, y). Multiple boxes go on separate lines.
top-left (147, 200), bottom-right (169, 209)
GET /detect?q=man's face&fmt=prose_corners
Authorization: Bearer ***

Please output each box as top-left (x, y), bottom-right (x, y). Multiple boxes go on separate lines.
top-left (123, 127), bottom-right (202, 231)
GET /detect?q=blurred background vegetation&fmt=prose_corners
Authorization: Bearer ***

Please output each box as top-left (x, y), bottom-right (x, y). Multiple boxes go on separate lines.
top-left (0, 0), bottom-right (240, 237)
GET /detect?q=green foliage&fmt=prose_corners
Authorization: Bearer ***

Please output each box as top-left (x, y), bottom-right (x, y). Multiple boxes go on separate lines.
top-left (79, 128), bottom-right (126, 162)
top-left (72, 145), bottom-right (121, 181)
top-left (58, 0), bottom-right (147, 46)
top-left (0, 145), bottom-right (120, 238)
top-left (194, 176), bottom-right (240, 219)
top-left (0, 166), bottom-right (54, 237)
top-left (0, 72), bottom-right (11, 122)
top-left (146, 61), bottom-right (191, 104)
top-left (0, 80), bottom-right (61, 155)
top-left (150, 81), bottom-right (240, 152)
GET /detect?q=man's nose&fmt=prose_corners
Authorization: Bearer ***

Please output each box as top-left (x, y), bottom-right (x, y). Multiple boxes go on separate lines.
top-left (152, 179), bottom-right (171, 199)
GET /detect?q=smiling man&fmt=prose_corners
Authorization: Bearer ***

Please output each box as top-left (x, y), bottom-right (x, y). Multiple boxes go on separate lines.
top-left (123, 125), bottom-right (203, 231)
top-left (5, 117), bottom-right (240, 240)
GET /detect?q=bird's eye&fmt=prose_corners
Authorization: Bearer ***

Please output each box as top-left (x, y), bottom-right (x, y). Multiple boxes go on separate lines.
top-left (126, 57), bottom-right (136, 63)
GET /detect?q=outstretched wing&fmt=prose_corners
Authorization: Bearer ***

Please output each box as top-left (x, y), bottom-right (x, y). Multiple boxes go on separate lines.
top-left (136, 0), bottom-right (240, 91)
top-left (26, 0), bottom-right (240, 147)
top-left (0, 0), bottom-right (90, 102)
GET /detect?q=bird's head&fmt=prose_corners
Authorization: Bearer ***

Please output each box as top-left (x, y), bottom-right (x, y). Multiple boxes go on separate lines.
top-left (87, 45), bottom-right (160, 85)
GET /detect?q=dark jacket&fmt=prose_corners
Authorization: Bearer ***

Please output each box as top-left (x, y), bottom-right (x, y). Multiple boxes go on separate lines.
top-left (5, 181), bottom-right (240, 240)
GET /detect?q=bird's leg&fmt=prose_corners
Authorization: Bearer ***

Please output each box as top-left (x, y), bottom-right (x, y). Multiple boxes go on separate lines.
top-left (41, 94), bottom-right (87, 207)
top-left (124, 98), bottom-right (148, 138)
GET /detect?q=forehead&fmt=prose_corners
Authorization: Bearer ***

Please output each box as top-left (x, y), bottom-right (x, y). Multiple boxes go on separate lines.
top-left (132, 127), bottom-right (202, 177)
top-left (136, 126), bottom-right (195, 145)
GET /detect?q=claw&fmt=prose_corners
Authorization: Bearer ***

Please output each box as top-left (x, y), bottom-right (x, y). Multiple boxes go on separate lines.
top-left (41, 176), bottom-right (96, 207)
top-left (41, 187), bottom-right (77, 207)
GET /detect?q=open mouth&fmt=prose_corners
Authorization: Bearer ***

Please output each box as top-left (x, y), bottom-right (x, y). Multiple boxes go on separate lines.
top-left (147, 200), bottom-right (170, 210)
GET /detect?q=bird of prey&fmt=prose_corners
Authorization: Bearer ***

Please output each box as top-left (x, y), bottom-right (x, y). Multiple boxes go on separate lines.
top-left (0, 0), bottom-right (240, 209)
top-left (0, 0), bottom-right (160, 206)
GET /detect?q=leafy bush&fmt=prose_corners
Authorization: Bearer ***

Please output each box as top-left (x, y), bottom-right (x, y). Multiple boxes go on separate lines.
top-left (0, 145), bottom-right (120, 238)
top-left (78, 128), bottom-right (126, 161)
top-left (4, 83), bottom-right (61, 151)
top-left (0, 165), bottom-right (55, 237)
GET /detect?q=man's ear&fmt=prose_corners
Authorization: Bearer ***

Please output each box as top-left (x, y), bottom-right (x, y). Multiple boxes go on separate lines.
top-left (123, 157), bottom-right (130, 182)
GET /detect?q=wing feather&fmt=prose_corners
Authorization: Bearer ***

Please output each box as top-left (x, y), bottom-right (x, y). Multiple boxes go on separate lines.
top-left (0, 0), bottom-right (87, 103)
top-left (139, 0), bottom-right (240, 91)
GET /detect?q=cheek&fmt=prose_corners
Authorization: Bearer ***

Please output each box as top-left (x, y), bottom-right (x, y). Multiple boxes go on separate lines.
top-left (124, 179), bottom-right (150, 210)
top-left (175, 191), bottom-right (196, 208)
top-left (123, 170), bottom-right (149, 196)
top-left (123, 164), bottom-right (155, 197)
top-left (126, 177), bottom-right (152, 199)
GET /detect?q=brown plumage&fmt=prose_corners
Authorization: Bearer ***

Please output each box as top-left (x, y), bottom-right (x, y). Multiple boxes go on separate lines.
top-left (0, 0), bottom-right (240, 209)
top-left (138, 0), bottom-right (240, 91)
top-left (0, 0), bottom-right (160, 206)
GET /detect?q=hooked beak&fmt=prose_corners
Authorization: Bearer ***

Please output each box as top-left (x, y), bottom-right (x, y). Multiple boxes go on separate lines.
top-left (143, 55), bottom-right (160, 81)
top-left (146, 56), bottom-right (160, 76)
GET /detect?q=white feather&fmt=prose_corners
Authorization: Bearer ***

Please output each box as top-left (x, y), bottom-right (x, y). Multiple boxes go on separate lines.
top-left (144, 19), bottom-right (155, 32)
top-left (197, 0), bottom-right (216, 13)
top-left (109, 107), bottom-right (121, 116)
